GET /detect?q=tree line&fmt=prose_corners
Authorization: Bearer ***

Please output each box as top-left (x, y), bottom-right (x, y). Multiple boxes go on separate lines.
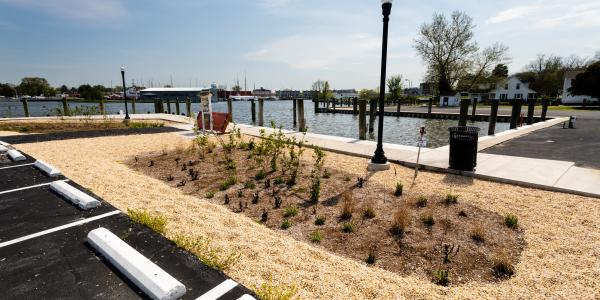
top-left (0, 77), bottom-right (122, 100)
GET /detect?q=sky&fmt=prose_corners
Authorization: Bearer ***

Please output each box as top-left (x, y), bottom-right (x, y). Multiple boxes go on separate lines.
top-left (1, 0), bottom-right (599, 90)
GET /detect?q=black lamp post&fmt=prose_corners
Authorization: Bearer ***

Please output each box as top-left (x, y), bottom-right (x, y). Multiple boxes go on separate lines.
top-left (121, 65), bottom-right (130, 120)
top-left (370, 0), bottom-right (392, 167)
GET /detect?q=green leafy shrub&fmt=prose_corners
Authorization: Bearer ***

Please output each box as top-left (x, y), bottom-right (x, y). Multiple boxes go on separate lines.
top-left (281, 219), bottom-right (291, 230)
top-left (255, 169), bottom-right (266, 180)
top-left (445, 194), bottom-right (458, 205)
top-left (314, 216), bottom-right (326, 226)
top-left (434, 269), bottom-right (449, 286)
top-left (273, 176), bottom-right (285, 185)
top-left (341, 222), bottom-right (355, 233)
top-left (205, 191), bottom-right (215, 199)
top-left (309, 230), bottom-right (324, 243)
top-left (127, 209), bottom-right (167, 235)
top-left (219, 176), bottom-right (237, 191)
top-left (505, 214), bottom-right (518, 229)
top-left (420, 212), bottom-right (435, 227)
top-left (244, 181), bottom-right (256, 189)
top-left (283, 206), bottom-right (299, 218)
top-left (416, 196), bottom-right (428, 208)
top-left (394, 182), bottom-right (403, 197)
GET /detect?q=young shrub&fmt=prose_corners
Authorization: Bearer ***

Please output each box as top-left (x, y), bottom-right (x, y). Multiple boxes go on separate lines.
top-left (458, 210), bottom-right (468, 217)
top-left (165, 174), bottom-right (174, 182)
top-left (341, 222), bottom-right (355, 233)
top-left (244, 181), bottom-right (256, 190)
top-left (252, 192), bottom-right (260, 204)
top-left (505, 214), bottom-right (518, 229)
top-left (283, 206), bottom-right (299, 218)
top-left (281, 219), bottom-right (291, 230)
top-left (362, 207), bottom-right (376, 220)
top-left (224, 159), bottom-right (236, 171)
top-left (365, 245), bottom-right (377, 265)
top-left (445, 194), bottom-right (458, 205)
top-left (344, 175), bottom-right (351, 182)
top-left (391, 208), bottom-right (411, 235)
top-left (433, 269), bottom-right (449, 286)
top-left (205, 191), bottom-right (215, 199)
top-left (314, 216), bottom-right (326, 226)
top-left (470, 224), bottom-right (486, 243)
top-left (274, 196), bottom-right (283, 209)
top-left (493, 250), bottom-right (515, 278)
top-left (255, 169), bottom-right (266, 180)
top-left (254, 277), bottom-right (298, 300)
top-left (340, 191), bottom-right (355, 220)
top-left (420, 211), bottom-right (435, 227)
top-left (416, 196), bottom-right (428, 208)
top-left (394, 182), bottom-right (403, 197)
top-left (273, 176), bottom-right (285, 185)
top-left (322, 168), bottom-right (331, 179)
top-left (309, 230), bottom-right (324, 243)
top-left (219, 176), bottom-right (237, 191)
top-left (127, 209), bottom-right (167, 235)
top-left (224, 194), bottom-right (230, 205)
top-left (309, 147), bottom-right (326, 203)
top-left (237, 190), bottom-right (243, 198)
top-left (260, 209), bottom-right (268, 223)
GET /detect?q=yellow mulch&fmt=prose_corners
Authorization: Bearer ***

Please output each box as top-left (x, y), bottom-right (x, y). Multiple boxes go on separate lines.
top-left (14, 133), bottom-right (600, 299)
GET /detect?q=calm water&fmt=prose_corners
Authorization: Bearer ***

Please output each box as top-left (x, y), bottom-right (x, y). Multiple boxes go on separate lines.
top-left (0, 99), bottom-right (509, 148)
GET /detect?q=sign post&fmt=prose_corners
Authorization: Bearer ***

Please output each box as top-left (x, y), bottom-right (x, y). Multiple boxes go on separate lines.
top-left (414, 126), bottom-right (427, 178)
top-left (199, 92), bottom-right (213, 133)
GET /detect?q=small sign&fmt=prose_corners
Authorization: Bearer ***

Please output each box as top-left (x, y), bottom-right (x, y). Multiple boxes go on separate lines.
top-left (417, 140), bottom-right (427, 147)
top-left (199, 92), bottom-right (213, 132)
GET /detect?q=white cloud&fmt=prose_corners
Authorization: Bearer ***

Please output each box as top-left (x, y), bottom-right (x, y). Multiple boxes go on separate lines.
top-left (245, 33), bottom-right (382, 70)
top-left (487, 0), bottom-right (600, 30)
top-left (0, 0), bottom-right (127, 21)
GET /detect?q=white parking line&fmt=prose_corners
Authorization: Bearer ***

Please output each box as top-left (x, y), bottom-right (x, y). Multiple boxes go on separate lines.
top-left (0, 179), bottom-right (69, 195)
top-left (195, 279), bottom-right (238, 300)
top-left (0, 162), bottom-right (35, 170)
top-left (0, 210), bottom-right (121, 248)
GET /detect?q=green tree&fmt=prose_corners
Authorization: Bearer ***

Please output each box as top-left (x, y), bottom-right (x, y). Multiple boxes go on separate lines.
top-left (568, 61), bottom-right (600, 100)
top-left (321, 81), bottom-right (333, 100)
top-left (0, 83), bottom-right (17, 97)
top-left (492, 64), bottom-right (508, 78)
top-left (59, 85), bottom-right (69, 94)
top-left (77, 84), bottom-right (104, 100)
top-left (358, 89), bottom-right (378, 102)
top-left (518, 54), bottom-right (564, 98)
top-left (18, 77), bottom-right (53, 97)
top-left (387, 75), bottom-right (403, 101)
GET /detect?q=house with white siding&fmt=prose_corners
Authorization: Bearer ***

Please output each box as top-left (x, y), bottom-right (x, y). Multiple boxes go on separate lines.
top-left (488, 75), bottom-right (537, 101)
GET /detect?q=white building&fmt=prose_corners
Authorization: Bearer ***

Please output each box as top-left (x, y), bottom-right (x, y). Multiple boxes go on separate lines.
top-left (562, 69), bottom-right (598, 104)
top-left (333, 89), bottom-right (358, 99)
top-left (488, 75), bottom-right (537, 101)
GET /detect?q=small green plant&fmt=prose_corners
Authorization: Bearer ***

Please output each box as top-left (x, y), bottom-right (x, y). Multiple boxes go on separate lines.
top-left (219, 176), bottom-right (237, 191)
top-left (273, 176), bottom-right (285, 185)
top-left (224, 159), bottom-right (237, 171)
top-left (505, 214), bottom-right (518, 229)
top-left (205, 191), bottom-right (215, 199)
top-left (344, 175), bottom-right (351, 182)
top-left (260, 209), bottom-right (268, 223)
top-left (434, 269), bottom-right (449, 286)
top-left (237, 190), bottom-right (243, 198)
top-left (416, 196), bottom-right (428, 207)
top-left (322, 168), bottom-right (331, 179)
top-left (340, 191), bottom-right (354, 220)
top-left (255, 169), bottom-right (266, 180)
top-left (254, 276), bottom-right (298, 300)
top-left (445, 194), bottom-right (458, 205)
top-left (309, 230), bottom-right (324, 243)
top-left (281, 219), bottom-right (291, 230)
top-left (391, 208), bottom-right (411, 235)
top-left (421, 212), bottom-right (435, 227)
top-left (394, 182), bottom-right (403, 197)
top-left (274, 196), bottom-right (283, 209)
top-left (365, 246), bottom-right (377, 265)
top-left (252, 192), bottom-right (260, 204)
top-left (127, 209), bottom-right (167, 235)
top-left (341, 222), bottom-right (355, 233)
top-left (309, 147), bottom-right (326, 203)
top-left (470, 224), bottom-right (486, 243)
top-left (314, 216), bottom-right (326, 226)
top-left (283, 206), bottom-right (299, 218)
top-left (363, 207), bottom-right (376, 219)
top-left (493, 250), bottom-right (515, 278)
top-left (244, 181), bottom-right (256, 190)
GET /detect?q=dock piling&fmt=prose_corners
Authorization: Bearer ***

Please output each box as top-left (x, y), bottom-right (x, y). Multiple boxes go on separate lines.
top-left (166, 98), bottom-right (172, 114)
top-left (131, 98), bottom-right (136, 114)
top-left (471, 98), bottom-right (477, 120)
top-left (368, 100), bottom-right (376, 133)
top-left (297, 99), bottom-right (306, 131)
top-left (62, 97), bottom-right (69, 116)
top-left (458, 98), bottom-right (469, 126)
top-left (22, 98), bottom-right (30, 117)
top-left (292, 98), bottom-right (297, 128)
top-left (352, 98), bottom-right (358, 114)
top-left (185, 98), bottom-right (191, 117)
top-left (488, 99), bottom-right (499, 135)
top-left (258, 98), bottom-right (264, 127)
top-left (359, 99), bottom-right (367, 140)
top-left (541, 98), bottom-right (549, 121)
top-left (175, 98), bottom-right (180, 115)
top-left (250, 99), bottom-right (256, 123)
top-left (526, 98), bottom-right (535, 125)
top-left (509, 99), bottom-right (522, 129)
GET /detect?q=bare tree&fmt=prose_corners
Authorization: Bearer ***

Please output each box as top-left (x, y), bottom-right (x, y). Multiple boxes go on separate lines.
top-left (414, 11), bottom-right (479, 95)
top-left (463, 43), bottom-right (510, 91)
top-left (563, 54), bottom-right (591, 69)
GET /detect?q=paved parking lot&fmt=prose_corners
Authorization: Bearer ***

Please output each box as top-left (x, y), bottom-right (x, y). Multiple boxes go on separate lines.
top-left (0, 148), bottom-right (254, 300)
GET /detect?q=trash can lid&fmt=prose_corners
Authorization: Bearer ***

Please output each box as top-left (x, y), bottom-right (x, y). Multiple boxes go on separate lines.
top-left (448, 126), bottom-right (480, 133)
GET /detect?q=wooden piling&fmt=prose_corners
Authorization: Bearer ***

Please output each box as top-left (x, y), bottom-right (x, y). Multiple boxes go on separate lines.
top-left (541, 98), bottom-right (549, 121)
top-left (227, 98), bottom-right (233, 119)
top-left (458, 98), bottom-right (469, 126)
top-left (99, 98), bottom-right (105, 115)
top-left (175, 98), bottom-right (180, 115)
top-left (258, 98), bottom-right (264, 126)
top-left (427, 98), bottom-right (433, 117)
top-left (131, 98), bottom-right (136, 114)
top-left (471, 98), bottom-right (477, 119)
top-left (488, 99), bottom-right (499, 135)
top-left (368, 100), bottom-right (376, 133)
top-left (22, 98), bottom-right (30, 117)
top-left (314, 99), bottom-right (318, 113)
top-left (185, 98), bottom-right (191, 117)
top-left (359, 99), bottom-right (367, 140)
top-left (396, 98), bottom-right (401, 114)
top-left (251, 99), bottom-right (256, 123)
top-left (62, 97), bottom-right (69, 116)
top-left (297, 99), bottom-right (306, 131)
top-left (292, 98), bottom-right (297, 128)
top-left (166, 98), bottom-right (172, 114)
top-left (526, 98), bottom-right (535, 125)
top-left (509, 99), bottom-right (522, 129)
top-left (352, 98), bottom-right (358, 113)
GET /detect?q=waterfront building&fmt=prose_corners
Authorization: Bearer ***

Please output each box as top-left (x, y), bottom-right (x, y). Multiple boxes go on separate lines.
top-left (488, 75), bottom-right (537, 101)
top-left (333, 89), bottom-right (358, 100)
top-left (253, 87), bottom-right (275, 98)
top-left (277, 90), bottom-right (301, 99)
top-left (562, 69), bottom-right (598, 104)
top-left (301, 90), bottom-right (317, 99)
top-left (140, 87), bottom-right (212, 102)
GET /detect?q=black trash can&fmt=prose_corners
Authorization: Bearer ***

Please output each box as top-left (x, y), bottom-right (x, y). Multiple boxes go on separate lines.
top-left (448, 126), bottom-right (480, 171)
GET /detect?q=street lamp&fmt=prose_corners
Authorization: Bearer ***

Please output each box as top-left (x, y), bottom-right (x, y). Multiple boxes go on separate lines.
top-left (120, 65), bottom-right (130, 120)
top-left (369, 0), bottom-right (392, 171)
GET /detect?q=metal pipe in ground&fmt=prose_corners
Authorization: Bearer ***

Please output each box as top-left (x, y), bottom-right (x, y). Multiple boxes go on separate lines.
top-left (488, 99), bottom-right (499, 135)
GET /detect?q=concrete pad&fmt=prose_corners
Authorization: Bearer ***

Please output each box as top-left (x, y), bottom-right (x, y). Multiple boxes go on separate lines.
top-left (87, 227), bottom-right (187, 300)
top-left (475, 154), bottom-right (574, 186)
top-left (554, 166), bottom-right (600, 196)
